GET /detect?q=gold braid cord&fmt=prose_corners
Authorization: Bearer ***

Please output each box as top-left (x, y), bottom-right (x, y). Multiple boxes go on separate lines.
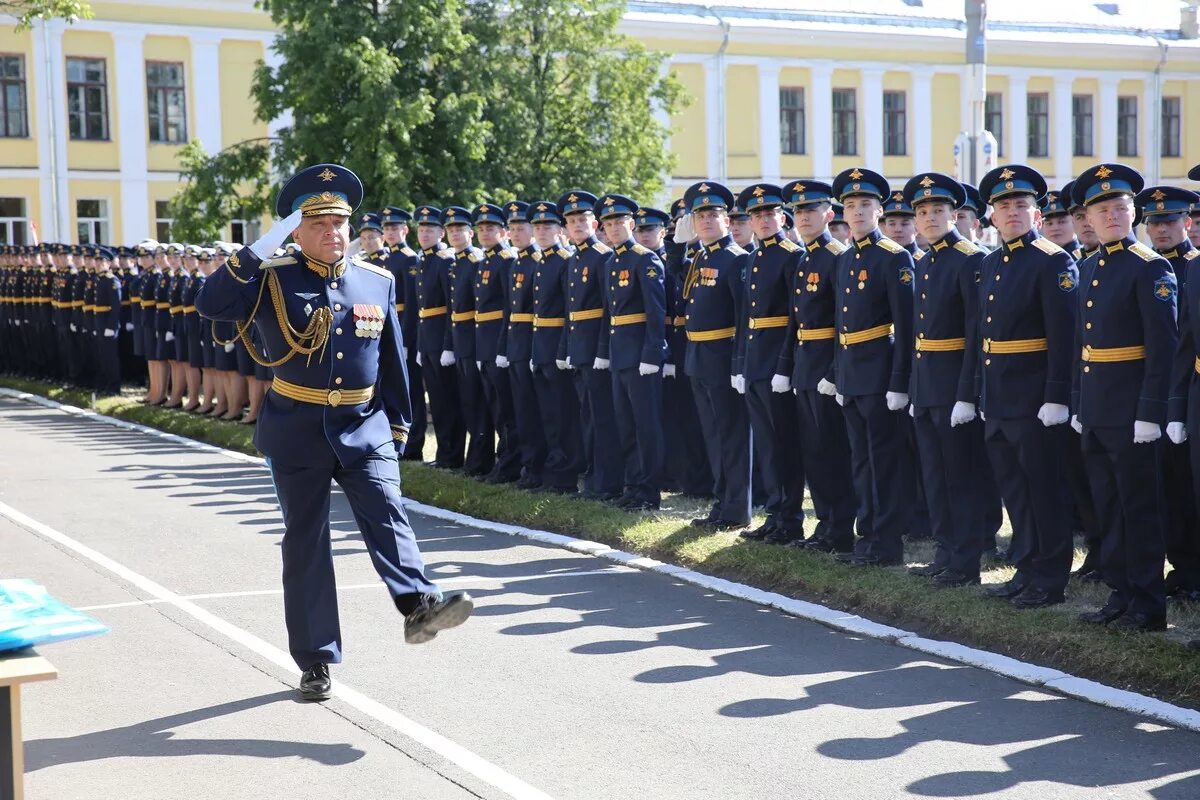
top-left (209, 269), bottom-right (332, 367)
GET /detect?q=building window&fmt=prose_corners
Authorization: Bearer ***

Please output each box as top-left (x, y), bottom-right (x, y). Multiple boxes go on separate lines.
top-left (1118, 95), bottom-right (1138, 157)
top-left (76, 198), bottom-right (109, 244)
top-left (155, 200), bottom-right (173, 242)
top-left (1026, 92), bottom-right (1049, 158)
top-left (1072, 94), bottom-right (1093, 157)
top-left (230, 217), bottom-right (261, 245)
top-left (1162, 96), bottom-right (1181, 158)
top-left (779, 87), bottom-right (805, 155)
top-left (0, 197), bottom-right (28, 245)
top-left (0, 55), bottom-right (28, 138)
top-left (146, 61), bottom-right (187, 144)
top-left (985, 92), bottom-right (1003, 157)
top-left (66, 57), bottom-right (108, 140)
top-left (832, 88), bottom-right (856, 156)
top-left (883, 90), bottom-right (906, 156)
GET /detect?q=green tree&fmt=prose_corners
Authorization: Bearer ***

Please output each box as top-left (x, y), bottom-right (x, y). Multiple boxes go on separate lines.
top-left (3, 0), bottom-right (92, 31)
top-left (167, 140), bottom-right (274, 243)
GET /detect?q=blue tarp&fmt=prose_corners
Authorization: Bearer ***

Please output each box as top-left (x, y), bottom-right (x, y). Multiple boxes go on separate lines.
top-left (0, 579), bottom-right (109, 653)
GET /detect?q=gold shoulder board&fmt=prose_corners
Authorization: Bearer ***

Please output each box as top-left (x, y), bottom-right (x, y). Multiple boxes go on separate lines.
top-left (400, 246), bottom-right (416, 257)
top-left (1129, 242), bottom-right (1157, 262)
top-left (632, 243), bottom-right (652, 255)
top-left (779, 239), bottom-right (800, 252)
top-left (557, 247), bottom-right (572, 259)
top-left (593, 242), bottom-right (612, 254)
top-left (261, 256), bottom-right (297, 269)
top-left (531, 250), bottom-right (543, 261)
top-left (913, 249), bottom-right (926, 261)
top-left (1185, 250), bottom-right (1199, 261)
top-left (876, 237), bottom-right (904, 254)
top-left (1032, 238), bottom-right (1064, 256)
top-left (826, 240), bottom-right (847, 256)
top-left (954, 240), bottom-right (979, 255)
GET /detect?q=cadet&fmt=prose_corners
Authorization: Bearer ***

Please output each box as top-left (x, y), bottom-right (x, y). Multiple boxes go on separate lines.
top-left (1039, 189), bottom-right (1080, 253)
top-left (528, 200), bottom-right (584, 494)
top-left (735, 182), bottom-right (806, 542)
top-left (829, 203), bottom-right (851, 246)
top-left (413, 206), bottom-right (466, 468)
top-left (92, 247), bottom-right (123, 394)
top-left (443, 205), bottom-right (496, 477)
top-left (883, 191), bottom-right (922, 257)
top-left (1140, 184), bottom-right (1200, 600)
top-left (380, 206), bottom-right (427, 461)
top-left (729, 203), bottom-right (755, 251)
top-left (596, 193), bottom-right (668, 510)
top-left (558, 190), bottom-right (623, 501)
top-left (1071, 164), bottom-right (1177, 631)
top-left (1066, 180), bottom-right (1101, 259)
top-left (976, 164), bottom-right (1077, 608)
top-left (501, 200), bottom-right (549, 489)
top-left (902, 173), bottom-right (988, 586)
top-left (680, 181), bottom-right (752, 530)
top-left (196, 164), bottom-right (472, 701)
top-left (955, 184), bottom-right (991, 250)
top-left (1190, 200), bottom-right (1200, 249)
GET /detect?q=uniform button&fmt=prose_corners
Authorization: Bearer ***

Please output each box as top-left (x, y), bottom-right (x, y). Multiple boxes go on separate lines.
top-left (610, 328), bottom-right (615, 334)
top-left (986, 316), bottom-right (991, 323)
top-left (985, 358), bottom-right (991, 366)
top-left (794, 306), bottom-right (799, 312)
top-left (1086, 322), bottom-right (1092, 329)
top-left (1092, 279), bottom-right (1099, 286)
top-left (753, 267), bottom-right (758, 273)
top-left (843, 306), bottom-right (848, 312)
top-left (751, 301), bottom-right (757, 307)
top-left (334, 377), bottom-right (343, 385)
top-left (1087, 300), bottom-right (1094, 308)
top-left (995, 274), bottom-right (1000, 281)
top-left (330, 282), bottom-right (338, 289)
top-left (335, 327), bottom-right (342, 335)
top-left (916, 353), bottom-right (922, 359)
top-left (1002, 256), bottom-right (1009, 263)
top-left (923, 274), bottom-right (929, 280)
top-left (334, 303), bottom-right (342, 311)
top-left (748, 334), bottom-right (754, 340)
top-left (537, 272), bottom-right (541, 277)
top-left (796, 288), bottom-right (801, 294)
top-left (845, 288), bottom-right (850, 294)
top-left (336, 352), bottom-right (344, 359)
top-left (988, 294), bottom-right (994, 301)
top-left (920, 293), bottom-right (926, 299)
top-left (751, 284), bottom-right (756, 289)
top-left (1098, 259), bottom-right (1105, 267)
top-left (919, 313), bottom-right (925, 319)
top-left (1084, 366), bottom-right (1091, 373)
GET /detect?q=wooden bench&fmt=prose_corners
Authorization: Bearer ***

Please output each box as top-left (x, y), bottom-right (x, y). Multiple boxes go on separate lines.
top-left (0, 650), bottom-right (57, 800)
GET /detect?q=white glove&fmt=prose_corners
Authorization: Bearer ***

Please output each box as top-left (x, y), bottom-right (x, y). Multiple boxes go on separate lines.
top-left (663, 363), bottom-right (676, 378)
top-left (1134, 420), bottom-right (1162, 444)
top-left (416, 352), bottom-right (422, 367)
top-left (556, 358), bottom-right (570, 370)
top-left (886, 391), bottom-right (909, 412)
top-left (835, 393), bottom-right (846, 406)
top-left (1037, 402), bottom-right (1069, 427)
top-left (817, 378), bottom-right (837, 397)
top-left (1167, 421), bottom-right (1188, 445)
top-left (1070, 414), bottom-right (1083, 434)
top-left (908, 404), bottom-right (915, 417)
top-left (771, 374), bottom-right (791, 393)
top-left (496, 355), bottom-right (509, 368)
top-left (593, 357), bottom-right (610, 370)
top-left (91, 329), bottom-right (97, 336)
top-left (475, 360), bottom-right (482, 370)
top-left (125, 322), bottom-right (134, 332)
top-left (165, 331), bottom-right (175, 342)
top-left (673, 213), bottom-right (695, 243)
top-left (440, 350), bottom-right (456, 367)
top-left (103, 328), bottom-right (116, 338)
top-left (950, 401), bottom-right (976, 427)
top-left (529, 360), bottom-right (535, 371)
top-left (69, 323), bottom-right (76, 332)
top-left (224, 342), bottom-right (235, 353)
top-left (249, 209), bottom-right (303, 260)
top-left (566, 356), bottom-right (575, 370)
top-left (639, 362), bottom-right (660, 376)
top-left (732, 374), bottom-right (746, 394)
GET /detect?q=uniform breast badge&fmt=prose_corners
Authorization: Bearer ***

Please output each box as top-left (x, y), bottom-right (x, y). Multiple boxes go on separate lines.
top-left (353, 304), bottom-right (385, 338)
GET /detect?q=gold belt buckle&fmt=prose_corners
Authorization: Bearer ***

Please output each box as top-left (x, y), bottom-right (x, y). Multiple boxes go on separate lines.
top-left (982, 337), bottom-right (992, 353)
top-left (838, 332), bottom-right (848, 345)
top-left (914, 337), bottom-right (923, 352)
top-left (1081, 345), bottom-right (1092, 362)
top-left (328, 389), bottom-right (343, 407)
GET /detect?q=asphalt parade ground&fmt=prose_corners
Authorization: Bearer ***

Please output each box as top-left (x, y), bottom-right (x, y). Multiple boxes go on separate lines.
top-left (3, 394), bottom-right (1200, 799)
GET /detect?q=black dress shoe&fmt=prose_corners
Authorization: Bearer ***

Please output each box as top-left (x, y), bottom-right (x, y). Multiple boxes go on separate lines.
top-left (623, 499), bottom-right (660, 512)
top-left (1078, 603), bottom-right (1125, 625)
top-left (984, 578), bottom-right (1027, 599)
top-left (908, 563), bottom-right (946, 578)
top-left (708, 519), bottom-right (749, 532)
top-left (1109, 612), bottom-right (1167, 632)
top-left (515, 475), bottom-right (542, 490)
top-left (1010, 586), bottom-right (1065, 609)
top-left (849, 554), bottom-right (902, 567)
top-left (933, 569), bottom-right (980, 587)
top-left (404, 592), bottom-right (475, 644)
top-left (833, 550), bottom-right (858, 563)
top-left (1073, 566), bottom-right (1103, 583)
top-left (299, 663), bottom-right (332, 701)
top-left (764, 526), bottom-right (805, 545)
top-left (741, 520), bottom-right (777, 540)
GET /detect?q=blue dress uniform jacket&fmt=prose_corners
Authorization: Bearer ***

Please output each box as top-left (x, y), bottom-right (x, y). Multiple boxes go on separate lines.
top-left (475, 246), bottom-right (514, 363)
top-left (778, 232), bottom-right (845, 389)
top-left (91, 267), bottom-right (121, 334)
top-left (416, 246), bottom-right (453, 358)
top-left (909, 230), bottom-right (984, 408)
top-left (196, 246), bottom-right (412, 469)
top-left (531, 244), bottom-right (572, 366)
top-left (561, 236), bottom-right (612, 365)
top-left (833, 229), bottom-right (914, 397)
top-left (736, 233), bottom-right (802, 381)
top-left (507, 246), bottom-right (540, 363)
top-left (683, 234), bottom-right (747, 380)
top-left (1072, 236), bottom-right (1177, 428)
top-left (1169, 245), bottom-right (1200, 427)
top-left (663, 241), bottom-right (691, 371)
top-left (977, 230), bottom-right (1078, 419)
top-left (447, 246), bottom-right (484, 359)
top-left (414, 244), bottom-right (465, 467)
top-left (384, 243), bottom-right (421, 352)
top-left (600, 240), bottom-right (667, 370)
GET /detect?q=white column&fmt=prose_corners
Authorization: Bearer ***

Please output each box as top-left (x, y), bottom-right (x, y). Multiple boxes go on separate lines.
top-left (30, 20), bottom-right (57, 241)
top-left (757, 61), bottom-right (781, 183)
top-left (861, 68), bottom-right (884, 172)
top-left (1142, 77), bottom-right (1158, 184)
top-left (811, 61), bottom-right (833, 182)
top-left (1052, 76), bottom-right (1073, 186)
top-left (912, 67), bottom-right (934, 174)
top-left (1006, 71), bottom-right (1028, 164)
top-left (703, 56), bottom-right (722, 179)
top-left (1098, 74), bottom-right (1119, 162)
top-left (45, 19), bottom-right (71, 242)
top-left (112, 28), bottom-right (148, 244)
top-left (189, 32), bottom-right (223, 155)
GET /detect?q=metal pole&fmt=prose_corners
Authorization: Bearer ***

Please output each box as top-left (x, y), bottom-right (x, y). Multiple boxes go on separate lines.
top-left (965, 0), bottom-right (987, 183)
top-left (41, 19), bottom-right (61, 242)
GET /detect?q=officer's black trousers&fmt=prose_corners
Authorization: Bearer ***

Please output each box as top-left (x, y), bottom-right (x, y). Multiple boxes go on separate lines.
top-left (507, 358), bottom-right (548, 481)
top-left (841, 393), bottom-right (913, 561)
top-left (1163, 438), bottom-right (1200, 590)
top-left (1081, 426), bottom-right (1167, 619)
top-left (1064, 426), bottom-right (1102, 568)
top-left (532, 363), bottom-right (583, 490)
top-left (96, 333), bottom-right (121, 394)
top-left (691, 375), bottom-right (751, 524)
top-left (269, 443), bottom-right (437, 671)
top-left (913, 405), bottom-right (986, 576)
top-left (480, 361), bottom-right (522, 479)
top-left (404, 349), bottom-right (427, 460)
top-left (421, 357), bottom-right (465, 468)
top-left (456, 358), bottom-right (494, 475)
top-left (795, 388), bottom-right (856, 547)
top-left (745, 380), bottom-right (805, 530)
top-left (984, 417), bottom-right (1072, 594)
top-left (661, 372), bottom-right (712, 496)
top-left (575, 366), bottom-right (622, 496)
top-left (612, 366), bottom-right (664, 505)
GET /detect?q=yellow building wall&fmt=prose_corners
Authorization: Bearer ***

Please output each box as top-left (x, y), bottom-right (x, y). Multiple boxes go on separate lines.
top-left (1161, 79), bottom-right (1187, 180)
top-left (0, 178), bottom-right (42, 238)
top-left (882, 71), bottom-right (913, 178)
top-left (830, 69), bottom-right (860, 175)
top-left (1117, 79), bottom-right (1146, 172)
top-left (147, 181), bottom-right (184, 241)
top-left (778, 66), bottom-right (812, 179)
top-left (88, 2), bottom-right (274, 31)
top-left (144, 36), bottom-right (193, 173)
top-left (725, 64), bottom-right (759, 179)
top-left (1025, 75), bottom-right (1053, 177)
top-left (219, 39), bottom-right (267, 150)
top-left (68, 179), bottom-right (122, 243)
top-left (670, 62), bottom-right (706, 179)
top-left (61, 29), bottom-right (119, 170)
top-left (932, 73), bottom-right (961, 174)
top-left (0, 28), bottom-right (39, 167)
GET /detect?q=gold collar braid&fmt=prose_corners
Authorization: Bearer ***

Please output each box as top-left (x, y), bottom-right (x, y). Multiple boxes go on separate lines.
top-left (211, 268), bottom-right (332, 368)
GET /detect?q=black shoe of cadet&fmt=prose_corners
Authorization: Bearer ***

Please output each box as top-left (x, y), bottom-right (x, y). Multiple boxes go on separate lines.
top-left (404, 592), bottom-right (475, 644)
top-left (299, 663), bottom-right (332, 701)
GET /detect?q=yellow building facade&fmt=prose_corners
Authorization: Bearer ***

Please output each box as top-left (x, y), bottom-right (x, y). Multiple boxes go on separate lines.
top-left (1, 0), bottom-right (1199, 245)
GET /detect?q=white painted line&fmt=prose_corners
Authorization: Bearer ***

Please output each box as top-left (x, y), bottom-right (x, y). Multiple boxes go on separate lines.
top-left (0, 498), bottom-right (555, 800)
top-left (5, 387), bottom-right (1200, 733)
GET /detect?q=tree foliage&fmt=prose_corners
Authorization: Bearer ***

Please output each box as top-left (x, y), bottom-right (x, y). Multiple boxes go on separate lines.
top-left (171, 0), bottom-right (684, 236)
top-left (2, 0), bottom-right (91, 31)
top-left (167, 140), bottom-right (273, 243)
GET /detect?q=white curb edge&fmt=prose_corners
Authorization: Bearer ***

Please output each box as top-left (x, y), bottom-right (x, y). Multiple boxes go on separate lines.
top-left (5, 386), bottom-right (1200, 732)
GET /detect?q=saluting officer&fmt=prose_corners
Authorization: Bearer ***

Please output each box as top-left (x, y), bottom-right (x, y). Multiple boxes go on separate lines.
top-left (829, 167), bottom-right (915, 567)
top-left (596, 193), bottom-right (668, 510)
top-left (735, 182), bottom-right (806, 543)
top-left (680, 181), bottom-right (752, 530)
top-left (1140, 184), bottom-right (1200, 601)
top-left (196, 164), bottom-right (472, 701)
top-left (976, 164), bottom-right (1078, 609)
top-left (1071, 164), bottom-right (1177, 631)
top-left (380, 205), bottom-right (427, 461)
